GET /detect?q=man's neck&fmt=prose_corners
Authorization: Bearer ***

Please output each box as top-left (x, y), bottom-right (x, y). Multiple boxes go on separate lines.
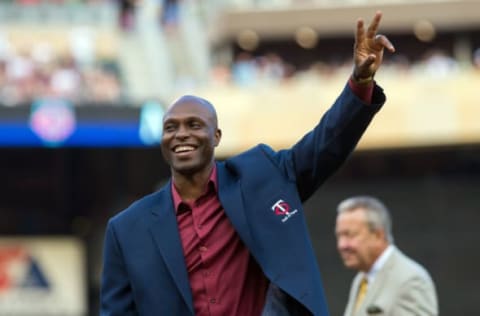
top-left (365, 244), bottom-right (394, 280)
top-left (172, 164), bottom-right (214, 202)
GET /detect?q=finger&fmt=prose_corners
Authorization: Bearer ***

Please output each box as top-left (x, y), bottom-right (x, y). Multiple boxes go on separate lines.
top-left (367, 11), bottom-right (383, 39)
top-left (355, 18), bottom-right (365, 45)
top-left (375, 34), bottom-right (396, 52)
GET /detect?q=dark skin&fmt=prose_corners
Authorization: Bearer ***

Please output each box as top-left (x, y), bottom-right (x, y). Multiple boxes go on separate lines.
top-left (161, 95), bottom-right (222, 202)
top-left (161, 11), bottom-right (394, 202)
top-left (353, 11), bottom-right (395, 81)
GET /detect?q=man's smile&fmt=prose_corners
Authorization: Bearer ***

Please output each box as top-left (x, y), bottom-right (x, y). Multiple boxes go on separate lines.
top-left (173, 145), bottom-right (197, 153)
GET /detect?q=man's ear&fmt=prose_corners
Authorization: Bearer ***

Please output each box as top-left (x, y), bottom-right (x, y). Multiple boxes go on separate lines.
top-left (214, 129), bottom-right (222, 147)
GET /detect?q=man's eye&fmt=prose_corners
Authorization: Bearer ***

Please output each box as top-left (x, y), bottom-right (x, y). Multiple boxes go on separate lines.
top-left (164, 125), bottom-right (175, 132)
top-left (191, 122), bottom-right (202, 128)
top-left (348, 231), bottom-right (358, 238)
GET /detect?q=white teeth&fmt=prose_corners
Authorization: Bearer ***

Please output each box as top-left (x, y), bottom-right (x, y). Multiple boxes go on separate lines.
top-left (174, 145), bottom-right (195, 153)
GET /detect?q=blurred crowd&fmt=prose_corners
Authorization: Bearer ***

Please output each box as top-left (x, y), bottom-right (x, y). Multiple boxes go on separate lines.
top-left (0, 0), bottom-right (479, 107)
top-left (210, 48), bottom-right (480, 89)
top-left (118, 0), bottom-right (181, 32)
top-left (0, 0), bottom-right (182, 106)
top-left (0, 42), bottom-right (122, 106)
top-left (8, 0), bottom-right (106, 4)
top-left (0, 0), bottom-right (124, 106)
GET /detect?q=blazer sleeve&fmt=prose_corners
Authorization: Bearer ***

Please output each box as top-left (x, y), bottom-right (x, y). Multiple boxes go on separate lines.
top-left (269, 82), bottom-right (386, 201)
top-left (100, 220), bottom-right (138, 316)
top-left (393, 276), bottom-right (439, 316)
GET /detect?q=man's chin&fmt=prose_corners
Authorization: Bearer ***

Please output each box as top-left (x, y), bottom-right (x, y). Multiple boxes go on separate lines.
top-left (172, 162), bottom-right (201, 175)
top-left (174, 166), bottom-right (196, 175)
top-left (343, 260), bottom-right (359, 270)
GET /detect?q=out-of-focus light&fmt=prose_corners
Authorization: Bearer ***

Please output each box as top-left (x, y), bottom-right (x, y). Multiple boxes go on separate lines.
top-left (295, 26), bottom-right (318, 49)
top-left (139, 100), bottom-right (165, 145)
top-left (29, 98), bottom-right (76, 147)
top-left (413, 20), bottom-right (436, 42)
top-left (236, 29), bottom-right (259, 51)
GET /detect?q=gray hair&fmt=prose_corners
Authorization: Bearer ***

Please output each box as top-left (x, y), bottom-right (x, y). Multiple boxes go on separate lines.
top-left (337, 195), bottom-right (394, 244)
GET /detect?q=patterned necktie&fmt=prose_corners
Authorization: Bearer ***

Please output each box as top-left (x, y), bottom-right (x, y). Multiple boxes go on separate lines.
top-left (354, 277), bottom-right (368, 312)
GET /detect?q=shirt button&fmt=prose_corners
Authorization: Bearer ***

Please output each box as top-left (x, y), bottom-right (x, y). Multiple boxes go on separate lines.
top-left (199, 246), bottom-right (208, 252)
top-left (203, 271), bottom-right (209, 277)
top-left (210, 298), bottom-right (216, 304)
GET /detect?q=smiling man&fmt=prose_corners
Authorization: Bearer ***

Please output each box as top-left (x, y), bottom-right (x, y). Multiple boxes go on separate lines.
top-left (161, 96), bottom-right (221, 180)
top-left (101, 12), bottom-right (395, 316)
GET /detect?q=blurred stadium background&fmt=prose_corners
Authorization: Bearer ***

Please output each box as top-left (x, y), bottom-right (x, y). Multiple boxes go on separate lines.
top-left (0, 0), bottom-right (479, 315)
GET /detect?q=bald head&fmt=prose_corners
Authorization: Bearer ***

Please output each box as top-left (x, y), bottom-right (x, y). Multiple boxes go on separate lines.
top-left (167, 95), bottom-right (218, 128)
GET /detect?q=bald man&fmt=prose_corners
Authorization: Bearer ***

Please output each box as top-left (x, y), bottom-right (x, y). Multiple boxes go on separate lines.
top-left (101, 11), bottom-right (395, 316)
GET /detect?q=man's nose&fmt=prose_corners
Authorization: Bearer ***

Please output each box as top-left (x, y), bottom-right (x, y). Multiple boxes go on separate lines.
top-left (337, 237), bottom-right (349, 250)
top-left (175, 125), bottom-right (189, 138)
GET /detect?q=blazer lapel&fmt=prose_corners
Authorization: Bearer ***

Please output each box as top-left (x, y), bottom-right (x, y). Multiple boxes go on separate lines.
top-left (147, 185), bottom-right (194, 315)
top-left (361, 248), bottom-right (398, 314)
top-left (345, 274), bottom-right (362, 316)
top-left (369, 251), bottom-right (396, 298)
top-left (216, 161), bottom-right (255, 250)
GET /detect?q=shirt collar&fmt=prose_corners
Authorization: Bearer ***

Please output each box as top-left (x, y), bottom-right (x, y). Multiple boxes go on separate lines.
top-left (364, 244), bottom-right (395, 284)
top-left (171, 165), bottom-right (218, 214)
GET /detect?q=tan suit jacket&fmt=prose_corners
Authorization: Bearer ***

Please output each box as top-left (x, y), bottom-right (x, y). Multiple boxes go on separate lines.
top-left (344, 247), bottom-right (438, 316)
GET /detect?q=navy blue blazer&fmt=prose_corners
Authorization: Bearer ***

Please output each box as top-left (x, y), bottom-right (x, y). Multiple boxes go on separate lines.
top-left (101, 83), bottom-right (386, 316)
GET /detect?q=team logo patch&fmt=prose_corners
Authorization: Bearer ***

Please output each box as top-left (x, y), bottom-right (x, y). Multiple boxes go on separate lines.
top-left (271, 199), bottom-right (298, 222)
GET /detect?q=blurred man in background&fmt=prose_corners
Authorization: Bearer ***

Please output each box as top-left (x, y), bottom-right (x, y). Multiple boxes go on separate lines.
top-left (101, 12), bottom-right (395, 316)
top-left (335, 195), bottom-right (438, 316)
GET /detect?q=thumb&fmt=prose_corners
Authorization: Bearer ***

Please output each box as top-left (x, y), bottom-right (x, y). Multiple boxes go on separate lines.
top-left (362, 54), bottom-right (376, 68)
top-left (356, 54), bottom-right (377, 77)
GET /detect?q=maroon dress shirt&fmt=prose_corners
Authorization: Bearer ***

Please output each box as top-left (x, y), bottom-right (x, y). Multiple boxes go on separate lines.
top-left (173, 167), bottom-right (269, 316)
